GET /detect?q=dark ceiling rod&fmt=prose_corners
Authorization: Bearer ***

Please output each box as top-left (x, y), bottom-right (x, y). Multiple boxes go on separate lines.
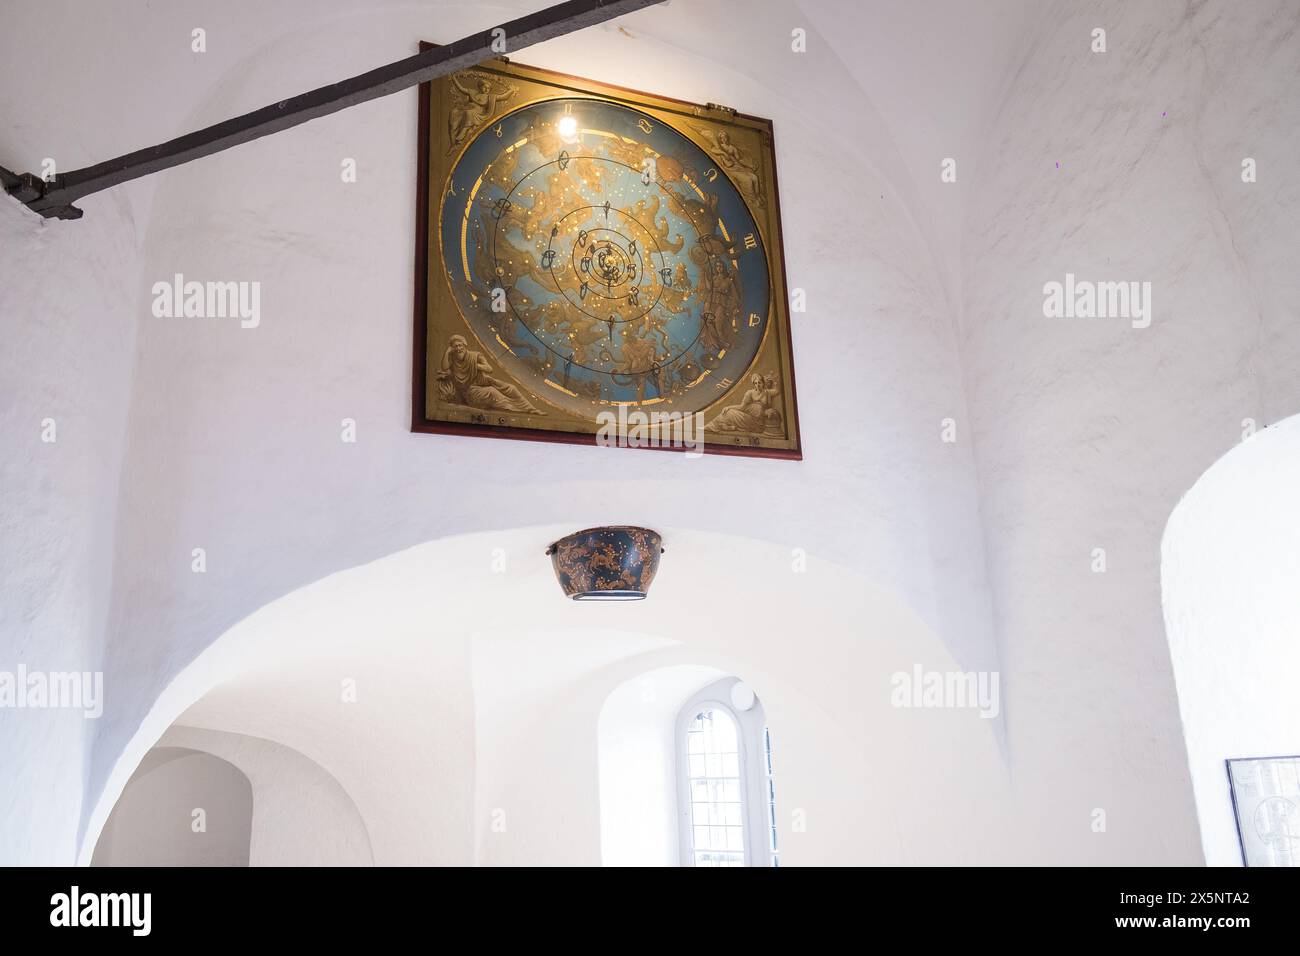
top-left (1, 0), bottom-right (662, 221)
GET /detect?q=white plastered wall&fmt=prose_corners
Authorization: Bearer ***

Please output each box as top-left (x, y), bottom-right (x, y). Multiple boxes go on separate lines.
top-left (956, 0), bottom-right (1300, 863)
top-left (5, 0), bottom-right (1298, 866)
top-left (14, 0), bottom-right (994, 866)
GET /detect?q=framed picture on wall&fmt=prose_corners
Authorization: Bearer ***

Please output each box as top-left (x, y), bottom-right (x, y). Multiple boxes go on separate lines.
top-left (1226, 755), bottom-right (1300, 867)
top-left (412, 46), bottom-right (802, 459)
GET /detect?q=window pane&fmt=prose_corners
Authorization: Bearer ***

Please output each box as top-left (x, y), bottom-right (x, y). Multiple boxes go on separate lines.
top-left (683, 707), bottom-right (745, 867)
top-left (726, 826), bottom-right (743, 851)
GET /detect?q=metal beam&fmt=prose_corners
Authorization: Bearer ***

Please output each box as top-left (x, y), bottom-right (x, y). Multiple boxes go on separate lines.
top-left (2, 0), bottom-right (662, 220)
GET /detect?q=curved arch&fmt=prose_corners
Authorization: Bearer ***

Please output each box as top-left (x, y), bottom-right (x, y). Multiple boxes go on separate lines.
top-left (159, 726), bottom-right (374, 866)
top-left (91, 747), bottom-right (253, 867)
top-left (1161, 414), bottom-right (1300, 866)
top-left (80, 525), bottom-right (1011, 866)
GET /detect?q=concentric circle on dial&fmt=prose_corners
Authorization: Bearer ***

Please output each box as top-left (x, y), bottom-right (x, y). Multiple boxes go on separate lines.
top-left (440, 96), bottom-right (770, 417)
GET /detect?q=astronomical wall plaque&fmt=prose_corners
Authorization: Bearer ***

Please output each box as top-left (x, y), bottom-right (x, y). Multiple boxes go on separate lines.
top-left (412, 47), bottom-right (801, 458)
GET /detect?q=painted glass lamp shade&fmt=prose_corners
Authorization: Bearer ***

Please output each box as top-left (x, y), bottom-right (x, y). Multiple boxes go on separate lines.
top-left (545, 527), bottom-right (664, 601)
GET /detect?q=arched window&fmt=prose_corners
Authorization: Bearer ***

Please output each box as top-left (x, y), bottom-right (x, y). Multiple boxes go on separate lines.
top-left (682, 706), bottom-right (744, 866)
top-left (677, 678), bottom-right (777, 867)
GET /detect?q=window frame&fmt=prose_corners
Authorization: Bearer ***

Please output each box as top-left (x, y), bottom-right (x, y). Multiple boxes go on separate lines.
top-left (675, 678), bottom-right (774, 867)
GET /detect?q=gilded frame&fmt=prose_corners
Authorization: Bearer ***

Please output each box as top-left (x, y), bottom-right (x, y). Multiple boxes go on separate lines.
top-left (412, 45), bottom-right (802, 459)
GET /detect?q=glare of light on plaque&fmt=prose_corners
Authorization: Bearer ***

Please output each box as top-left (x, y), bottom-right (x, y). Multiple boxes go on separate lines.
top-left (557, 115), bottom-right (579, 141)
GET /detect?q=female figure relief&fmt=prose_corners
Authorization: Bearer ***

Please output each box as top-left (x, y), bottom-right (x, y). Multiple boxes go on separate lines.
top-left (712, 372), bottom-right (782, 435)
top-left (437, 335), bottom-right (542, 414)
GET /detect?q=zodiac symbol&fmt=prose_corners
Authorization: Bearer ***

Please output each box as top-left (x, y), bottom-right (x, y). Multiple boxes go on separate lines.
top-left (628, 239), bottom-right (637, 257)
top-left (541, 249), bottom-right (557, 269)
top-left (638, 118), bottom-right (653, 134)
top-left (659, 266), bottom-right (672, 285)
top-left (580, 257), bottom-right (591, 274)
top-left (558, 150), bottom-right (570, 171)
top-left (627, 287), bottom-right (640, 307)
top-left (602, 200), bottom-right (611, 220)
top-left (493, 124), bottom-right (503, 138)
top-left (491, 197), bottom-right (512, 220)
top-left (606, 315), bottom-right (616, 340)
top-left (578, 229), bottom-right (589, 248)
top-left (705, 167), bottom-right (718, 182)
top-left (579, 281), bottom-right (590, 300)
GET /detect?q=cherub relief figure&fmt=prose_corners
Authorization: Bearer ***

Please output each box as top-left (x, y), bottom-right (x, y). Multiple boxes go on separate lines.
top-left (448, 74), bottom-right (518, 149)
top-left (691, 126), bottom-right (764, 209)
top-left (437, 334), bottom-right (542, 414)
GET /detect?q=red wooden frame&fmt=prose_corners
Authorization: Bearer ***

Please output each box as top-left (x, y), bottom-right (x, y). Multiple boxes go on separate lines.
top-left (411, 44), bottom-right (803, 460)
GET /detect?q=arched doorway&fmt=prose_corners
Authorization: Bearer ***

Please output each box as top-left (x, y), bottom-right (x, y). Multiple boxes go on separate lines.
top-left (92, 747), bottom-right (252, 866)
top-left (80, 527), bottom-right (1011, 867)
top-left (1162, 414), bottom-right (1300, 865)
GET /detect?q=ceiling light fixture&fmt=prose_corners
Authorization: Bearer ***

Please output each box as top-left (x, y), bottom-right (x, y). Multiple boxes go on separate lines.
top-left (546, 526), bottom-right (663, 601)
